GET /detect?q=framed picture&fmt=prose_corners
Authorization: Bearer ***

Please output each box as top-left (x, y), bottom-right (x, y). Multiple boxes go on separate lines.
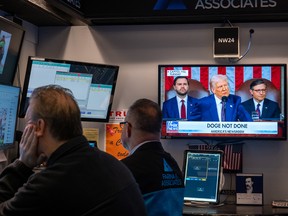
top-left (236, 173), bottom-right (263, 205)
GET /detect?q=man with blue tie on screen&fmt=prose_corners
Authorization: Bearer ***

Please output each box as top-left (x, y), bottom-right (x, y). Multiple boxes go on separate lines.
top-left (241, 79), bottom-right (281, 120)
top-left (199, 74), bottom-right (252, 121)
top-left (162, 76), bottom-right (200, 120)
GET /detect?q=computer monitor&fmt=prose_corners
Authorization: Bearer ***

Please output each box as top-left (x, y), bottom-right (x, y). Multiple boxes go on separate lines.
top-left (0, 84), bottom-right (20, 150)
top-left (182, 149), bottom-right (223, 205)
top-left (158, 64), bottom-right (287, 140)
top-left (19, 56), bottom-right (119, 122)
top-left (0, 16), bottom-right (25, 85)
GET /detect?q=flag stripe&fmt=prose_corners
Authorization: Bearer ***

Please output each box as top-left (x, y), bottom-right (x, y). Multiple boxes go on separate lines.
top-left (164, 65), bottom-right (282, 96)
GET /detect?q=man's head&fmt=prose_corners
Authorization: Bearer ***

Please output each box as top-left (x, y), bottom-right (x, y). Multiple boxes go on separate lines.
top-left (173, 76), bottom-right (189, 98)
top-left (245, 177), bottom-right (254, 193)
top-left (210, 74), bottom-right (230, 99)
top-left (25, 84), bottom-right (83, 142)
top-left (249, 79), bottom-right (267, 103)
top-left (121, 98), bottom-right (162, 151)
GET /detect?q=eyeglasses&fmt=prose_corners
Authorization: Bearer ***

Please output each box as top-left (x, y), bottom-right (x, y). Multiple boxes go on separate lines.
top-left (120, 121), bottom-right (128, 129)
top-left (253, 89), bottom-right (267, 93)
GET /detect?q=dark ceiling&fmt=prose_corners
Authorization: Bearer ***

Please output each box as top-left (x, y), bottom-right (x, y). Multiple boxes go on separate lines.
top-left (1, 0), bottom-right (288, 27)
top-left (0, 0), bottom-right (90, 26)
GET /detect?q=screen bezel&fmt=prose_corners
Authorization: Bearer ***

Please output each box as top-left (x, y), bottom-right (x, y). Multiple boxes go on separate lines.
top-left (182, 149), bottom-right (223, 204)
top-left (0, 16), bottom-right (25, 85)
top-left (158, 64), bottom-right (287, 140)
top-left (19, 56), bottom-right (119, 122)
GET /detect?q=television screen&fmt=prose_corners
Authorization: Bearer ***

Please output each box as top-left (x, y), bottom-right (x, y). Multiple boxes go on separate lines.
top-left (0, 84), bottom-right (20, 150)
top-left (158, 64), bottom-right (287, 140)
top-left (19, 56), bottom-right (119, 122)
top-left (182, 149), bottom-right (223, 204)
top-left (0, 16), bottom-right (25, 85)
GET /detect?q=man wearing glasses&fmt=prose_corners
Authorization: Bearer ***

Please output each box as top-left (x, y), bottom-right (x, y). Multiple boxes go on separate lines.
top-left (242, 79), bottom-right (281, 120)
top-left (199, 74), bottom-right (252, 121)
top-left (120, 99), bottom-right (184, 216)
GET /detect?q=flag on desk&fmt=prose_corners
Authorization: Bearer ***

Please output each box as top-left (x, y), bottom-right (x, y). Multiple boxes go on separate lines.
top-left (164, 65), bottom-right (282, 94)
top-left (220, 144), bottom-right (242, 172)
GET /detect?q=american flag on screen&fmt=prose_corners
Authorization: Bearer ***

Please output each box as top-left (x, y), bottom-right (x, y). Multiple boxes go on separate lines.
top-left (164, 65), bottom-right (282, 94)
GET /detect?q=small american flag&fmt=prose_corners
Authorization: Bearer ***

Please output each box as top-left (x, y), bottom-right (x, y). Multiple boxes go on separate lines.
top-left (218, 144), bottom-right (243, 172)
top-left (188, 143), bottom-right (243, 172)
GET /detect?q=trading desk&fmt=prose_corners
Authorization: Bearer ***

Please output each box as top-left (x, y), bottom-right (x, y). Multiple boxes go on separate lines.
top-left (183, 204), bottom-right (288, 215)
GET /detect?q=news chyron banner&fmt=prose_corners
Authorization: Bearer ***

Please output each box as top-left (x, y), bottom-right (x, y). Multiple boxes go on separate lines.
top-left (166, 121), bottom-right (278, 135)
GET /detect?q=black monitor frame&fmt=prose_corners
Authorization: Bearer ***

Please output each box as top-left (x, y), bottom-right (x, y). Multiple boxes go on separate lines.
top-left (19, 56), bottom-right (119, 122)
top-left (158, 64), bottom-right (287, 140)
top-left (182, 149), bottom-right (223, 205)
top-left (0, 16), bottom-right (25, 85)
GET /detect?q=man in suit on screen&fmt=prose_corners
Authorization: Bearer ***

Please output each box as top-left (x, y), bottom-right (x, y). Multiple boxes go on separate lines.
top-left (241, 79), bottom-right (281, 120)
top-left (162, 76), bottom-right (200, 121)
top-left (199, 74), bottom-right (252, 122)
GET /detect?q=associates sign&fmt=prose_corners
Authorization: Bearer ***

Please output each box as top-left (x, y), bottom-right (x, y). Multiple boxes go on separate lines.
top-left (52, 0), bottom-right (288, 24)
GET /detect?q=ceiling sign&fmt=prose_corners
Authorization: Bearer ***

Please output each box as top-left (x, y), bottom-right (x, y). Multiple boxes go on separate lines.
top-left (48, 0), bottom-right (288, 24)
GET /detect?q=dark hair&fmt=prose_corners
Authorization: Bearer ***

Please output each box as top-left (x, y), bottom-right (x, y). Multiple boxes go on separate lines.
top-left (29, 84), bottom-right (82, 141)
top-left (250, 79), bottom-right (267, 90)
top-left (173, 76), bottom-right (189, 86)
top-left (128, 98), bottom-right (162, 133)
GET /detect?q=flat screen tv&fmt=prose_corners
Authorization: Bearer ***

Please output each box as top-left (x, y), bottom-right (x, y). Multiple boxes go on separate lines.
top-left (158, 64), bottom-right (287, 140)
top-left (0, 84), bottom-right (20, 150)
top-left (0, 16), bottom-right (25, 85)
top-left (19, 56), bottom-right (119, 122)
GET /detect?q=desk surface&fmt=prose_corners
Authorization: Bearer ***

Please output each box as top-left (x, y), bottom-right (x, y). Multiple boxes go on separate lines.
top-left (183, 204), bottom-right (288, 215)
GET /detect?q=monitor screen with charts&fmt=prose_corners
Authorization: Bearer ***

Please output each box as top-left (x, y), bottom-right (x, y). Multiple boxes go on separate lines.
top-left (19, 56), bottom-right (119, 122)
top-left (182, 149), bottom-right (223, 204)
top-left (0, 84), bottom-right (20, 150)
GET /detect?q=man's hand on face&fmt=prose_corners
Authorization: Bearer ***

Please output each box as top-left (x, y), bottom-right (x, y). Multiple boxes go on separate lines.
top-left (19, 124), bottom-right (46, 168)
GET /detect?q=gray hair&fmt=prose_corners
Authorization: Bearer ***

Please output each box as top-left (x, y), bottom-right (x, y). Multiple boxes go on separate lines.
top-left (210, 74), bottom-right (228, 90)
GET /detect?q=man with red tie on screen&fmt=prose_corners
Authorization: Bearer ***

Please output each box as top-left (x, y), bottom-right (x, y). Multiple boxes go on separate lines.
top-left (162, 76), bottom-right (200, 120)
top-left (199, 74), bottom-right (252, 122)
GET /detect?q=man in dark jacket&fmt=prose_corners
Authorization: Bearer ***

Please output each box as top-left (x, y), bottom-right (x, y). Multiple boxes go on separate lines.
top-left (242, 79), bottom-right (281, 120)
top-left (199, 74), bottom-right (252, 122)
top-left (162, 76), bottom-right (200, 121)
top-left (0, 84), bottom-right (147, 216)
top-left (121, 98), bottom-right (184, 216)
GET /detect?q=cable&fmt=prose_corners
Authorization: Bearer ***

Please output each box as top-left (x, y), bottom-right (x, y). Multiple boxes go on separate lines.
top-left (223, 19), bottom-right (233, 27)
top-left (229, 29), bottom-right (254, 63)
top-left (16, 63), bottom-right (22, 94)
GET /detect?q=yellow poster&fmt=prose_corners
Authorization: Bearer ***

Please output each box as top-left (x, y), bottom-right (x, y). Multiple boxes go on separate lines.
top-left (105, 123), bottom-right (129, 160)
top-left (83, 128), bottom-right (99, 145)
